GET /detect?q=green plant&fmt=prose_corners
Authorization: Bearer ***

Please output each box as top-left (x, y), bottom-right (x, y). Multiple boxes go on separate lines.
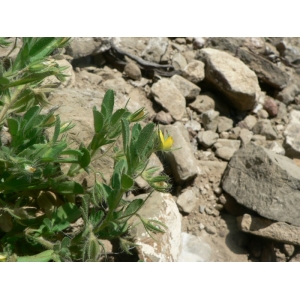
top-left (0, 38), bottom-right (174, 262)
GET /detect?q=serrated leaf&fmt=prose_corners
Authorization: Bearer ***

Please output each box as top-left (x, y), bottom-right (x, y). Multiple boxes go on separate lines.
top-left (93, 108), bottom-right (104, 133)
top-left (121, 173), bottom-right (134, 190)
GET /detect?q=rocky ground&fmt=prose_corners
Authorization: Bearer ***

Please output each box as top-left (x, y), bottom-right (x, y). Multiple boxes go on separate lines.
top-left (6, 37), bottom-right (300, 262)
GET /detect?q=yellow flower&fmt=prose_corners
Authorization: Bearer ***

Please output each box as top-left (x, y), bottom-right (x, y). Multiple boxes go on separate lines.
top-left (159, 130), bottom-right (174, 150)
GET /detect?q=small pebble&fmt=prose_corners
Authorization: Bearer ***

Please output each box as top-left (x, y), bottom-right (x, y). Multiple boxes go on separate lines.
top-left (199, 223), bottom-right (205, 230)
top-left (199, 205), bottom-right (205, 214)
top-left (205, 225), bottom-right (217, 234)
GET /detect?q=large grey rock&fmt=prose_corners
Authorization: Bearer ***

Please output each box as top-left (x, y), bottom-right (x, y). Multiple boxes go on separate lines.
top-left (236, 47), bottom-right (289, 90)
top-left (200, 48), bottom-right (261, 111)
top-left (275, 38), bottom-right (300, 64)
top-left (283, 110), bottom-right (300, 158)
top-left (129, 192), bottom-right (182, 262)
top-left (237, 214), bottom-right (300, 246)
top-left (170, 74), bottom-right (201, 100)
top-left (222, 143), bottom-right (300, 226)
top-left (142, 37), bottom-right (168, 63)
top-left (151, 79), bottom-right (186, 121)
top-left (162, 122), bottom-right (200, 183)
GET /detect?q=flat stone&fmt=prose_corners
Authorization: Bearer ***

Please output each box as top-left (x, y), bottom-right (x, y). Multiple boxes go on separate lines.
top-left (237, 214), bottom-right (300, 246)
top-left (243, 115), bottom-right (257, 129)
top-left (200, 48), bottom-right (261, 111)
top-left (222, 143), bottom-right (300, 226)
top-left (215, 139), bottom-right (241, 150)
top-left (239, 128), bottom-right (253, 146)
top-left (182, 60), bottom-right (205, 83)
top-left (151, 79), bottom-right (186, 121)
top-left (170, 74), bottom-right (201, 100)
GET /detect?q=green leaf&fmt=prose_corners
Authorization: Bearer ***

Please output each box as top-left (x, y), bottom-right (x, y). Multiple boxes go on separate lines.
top-left (101, 89), bottom-right (114, 118)
top-left (93, 108), bottom-right (104, 133)
top-left (55, 202), bottom-right (82, 223)
top-left (111, 172), bottom-right (121, 191)
top-left (52, 115), bottom-right (61, 143)
top-left (17, 250), bottom-right (54, 262)
top-left (51, 180), bottom-right (84, 194)
top-left (23, 105), bottom-right (41, 122)
top-left (78, 147), bottom-right (91, 168)
top-left (7, 118), bottom-right (19, 136)
top-left (89, 209), bottom-right (104, 227)
top-left (111, 108), bottom-right (126, 125)
top-left (121, 118), bottom-right (130, 154)
top-left (136, 123), bottom-right (155, 157)
top-left (0, 76), bottom-right (10, 85)
top-left (121, 173), bottom-right (134, 190)
top-left (121, 198), bottom-right (144, 219)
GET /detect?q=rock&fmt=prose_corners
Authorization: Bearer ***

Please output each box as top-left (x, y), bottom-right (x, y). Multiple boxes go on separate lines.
top-left (66, 37), bottom-right (111, 58)
top-left (172, 52), bottom-right (187, 70)
top-left (283, 244), bottom-right (295, 257)
top-left (202, 109), bottom-right (220, 132)
top-left (217, 116), bottom-right (234, 133)
top-left (289, 251), bottom-right (300, 262)
top-left (151, 79), bottom-right (186, 121)
top-left (76, 69), bottom-right (102, 85)
top-left (197, 130), bottom-right (219, 148)
top-left (185, 120), bottom-right (201, 132)
top-left (178, 232), bottom-right (213, 262)
top-left (243, 37), bottom-right (266, 54)
top-left (129, 192), bottom-right (182, 262)
top-left (154, 111), bottom-right (174, 124)
top-left (222, 193), bottom-right (253, 216)
top-left (252, 119), bottom-right (277, 140)
top-left (236, 47), bottom-right (289, 90)
top-left (263, 96), bottom-right (278, 117)
top-left (124, 62), bottom-right (142, 80)
top-left (237, 214), bottom-right (300, 246)
top-left (142, 37), bottom-right (168, 63)
top-left (198, 161), bottom-right (228, 177)
top-left (243, 115), bottom-right (257, 129)
top-left (205, 225), bottom-right (217, 235)
top-left (257, 109), bottom-right (269, 119)
top-left (215, 146), bottom-right (236, 161)
top-left (222, 143), bottom-right (300, 226)
top-left (204, 37), bottom-right (244, 54)
top-left (276, 82), bottom-right (300, 105)
top-left (189, 94), bottom-right (215, 113)
top-left (162, 122), bottom-right (200, 183)
top-left (239, 128), bottom-right (253, 146)
top-left (215, 139), bottom-right (241, 150)
top-left (176, 189), bottom-right (197, 214)
top-left (275, 38), bottom-right (300, 64)
top-left (170, 74), bottom-right (201, 100)
top-left (265, 141), bottom-right (285, 155)
top-left (283, 110), bottom-right (300, 158)
top-left (193, 37), bottom-right (206, 49)
top-left (182, 60), bottom-right (205, 83)
top-left (200, 48), bottom-right (261, 111)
